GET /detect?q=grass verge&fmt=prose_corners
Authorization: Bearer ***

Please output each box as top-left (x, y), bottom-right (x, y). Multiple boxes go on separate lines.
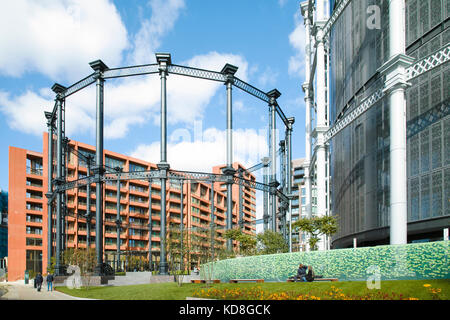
top-left (55, 279), bottom-right (449, 300)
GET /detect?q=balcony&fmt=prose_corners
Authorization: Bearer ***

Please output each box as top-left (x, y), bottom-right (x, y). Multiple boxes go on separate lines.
top-left (26, 167), bottom-right (43, 176)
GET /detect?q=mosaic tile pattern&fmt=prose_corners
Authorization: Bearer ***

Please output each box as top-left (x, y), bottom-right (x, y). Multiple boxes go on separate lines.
top-left (206, 241), bottom-right (450, 282)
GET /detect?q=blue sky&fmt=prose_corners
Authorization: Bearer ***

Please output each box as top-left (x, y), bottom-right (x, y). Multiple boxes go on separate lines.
top-left (0, 0), bottom-right (307, 192)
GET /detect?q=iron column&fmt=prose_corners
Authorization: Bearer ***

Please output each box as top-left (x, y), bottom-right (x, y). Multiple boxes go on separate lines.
top-left (45, 111), bottom-right (54, 270)
top-left (261, 157), bottom-right (270, 231)
top-left (286, 117), bottom-right (294, 252)
top-left (210, 180), bottom-right (215, 260)
top-left (115, 167), bottom-right (122, 271)
top-left (279, 140), bottom-right (286, 237)
top-left (179, 179), bottom-right (184, 271)
top-left (51, 83), bottom-right (66, 275)
top-left (267, 89), bottom-right (281, 232)
top-left (156, 52), bottom-right (171, 275)
top-left (221, 63), bottom-right (238, 251)
top-left (238, 169), bottom-right (244, 230)
top-left (86, 156), bottom-right (92, 249)
top-left (148, 180), bottom-right (153, 271)
top-left (90, 59), bottom-right (109, 275)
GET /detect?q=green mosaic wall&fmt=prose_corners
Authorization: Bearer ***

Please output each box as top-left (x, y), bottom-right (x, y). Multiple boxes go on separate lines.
top-left (206, 241), bottom-right (450, 282)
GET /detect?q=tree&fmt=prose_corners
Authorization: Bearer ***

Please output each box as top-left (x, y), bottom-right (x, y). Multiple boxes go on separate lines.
top-left (292, 216), bottom-right (338, 251)
top-left (166, 226), bottom-right (191, 286)
top-left (256, 230), bottom-right (289, 254)
top-left (224, 228), bottom-right (257, 256)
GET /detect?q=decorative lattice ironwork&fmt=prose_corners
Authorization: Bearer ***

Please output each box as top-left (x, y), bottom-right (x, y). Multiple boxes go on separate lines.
top-left (324, 88), bottom-right (385, 143)
top-left (167, 64), bottom-right (226, 82)
top-left (63, 73), bottom-right (97, 98)
top-left (102, 170), bottom-right (161, 181)
top-left (233, 77), bottom-right (270, 103)
top-left (406, 45), bottom-right (450, 80)
top-left (407, 98), bottom-right (450, 138)
top-left (54, 167), bottom-right (289, 203)
top-left (103, 64), bottom-right (159, 79)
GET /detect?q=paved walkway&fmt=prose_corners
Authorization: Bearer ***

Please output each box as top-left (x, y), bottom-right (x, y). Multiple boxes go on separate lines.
top-left (0, 281), bottom-right (94, 300)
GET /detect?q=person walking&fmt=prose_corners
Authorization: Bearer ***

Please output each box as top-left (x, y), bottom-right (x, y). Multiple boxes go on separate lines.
top-left (46, 273), bottom-right (54, 292)
top-left (35, 273), bottom-right (43, 292)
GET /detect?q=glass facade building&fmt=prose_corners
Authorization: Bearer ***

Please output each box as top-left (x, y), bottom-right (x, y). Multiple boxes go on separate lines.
top-left (329, 0), bottom-right (450, 247)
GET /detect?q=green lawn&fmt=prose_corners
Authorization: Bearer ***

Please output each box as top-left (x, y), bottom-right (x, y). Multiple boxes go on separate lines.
top-left (56, 279), bottom-right (450, 300)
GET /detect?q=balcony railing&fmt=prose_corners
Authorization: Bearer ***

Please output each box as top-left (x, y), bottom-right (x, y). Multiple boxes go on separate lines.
top-left (26, 167), bottom-right (43, 176)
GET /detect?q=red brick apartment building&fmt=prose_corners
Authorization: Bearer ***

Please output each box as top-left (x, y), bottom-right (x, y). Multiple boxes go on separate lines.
top-left (8, 133), bottom-right (256, 281)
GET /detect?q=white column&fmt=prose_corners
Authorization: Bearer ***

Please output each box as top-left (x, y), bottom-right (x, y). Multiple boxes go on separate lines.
top-left (389, 0), bottom-right (407, 245)
top-left (315, 25), bottom-right (327, 222)
top-left (378, 0), bottom-right (412, 245)
top-left (315, 0), bottom-right (329, 251)
top-left (301, 1), bottom-right (313, 220)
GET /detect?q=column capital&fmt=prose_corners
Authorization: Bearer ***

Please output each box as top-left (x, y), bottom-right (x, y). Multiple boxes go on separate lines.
top-left (287, 117), bottom-right (295, 130)
top-left (221, 166), bottom-right (236, 176)
top-left (89, 60), bottom-right (109, 74)
top-left (221, 63), bottom-right (238, 85)
top-left (300, 1), bottom-right (313, 24)
top-left (45, 111), bottom-right (53, 127)
top-left (157, 162), bottom-right (170, 171)
top-left (52, 83), bottom-right (67, 100)
top-left (378, 53), bottom-right (415, 94)
top-left (267, 88), bottom-right (281, 106)
top-left (156, 52), bottom-right (171, 75)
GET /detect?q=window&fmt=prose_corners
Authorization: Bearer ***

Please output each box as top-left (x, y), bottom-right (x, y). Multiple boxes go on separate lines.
top-left (105, 156), bottom-right (125, 170)
top-left (26, 226), bottom-right (42, 235)
top-left (130, 206), bottom-right (147, 215)
top-left (129, 162), bottom-right (147, 172)
top-left (26, 157), bottom-right (43, 176)
top-left (130, 184), bottom-right (148, 193)
top-left (26, 214), bottom-right (42, 223)
top-left (26, 178), bottom-right (42, 188)
top-left (78, 148), bottom-right (96, 167)
top-left (26, 238), bottom-right (42, 246)
top-left (26, 250), bottom-right (42, 274)
top-left (26, 202), bottom-right (42, 212)
top-left (26, 190), bottom-right (43, 199)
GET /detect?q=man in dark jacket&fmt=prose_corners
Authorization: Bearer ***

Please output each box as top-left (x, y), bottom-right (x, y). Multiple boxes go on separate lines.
top-left (35, 273), bottom-right (43, 292)
top-left (46, 273), bottom-right (54, 291)
top-left (296, 264), bottom-right (307, 282)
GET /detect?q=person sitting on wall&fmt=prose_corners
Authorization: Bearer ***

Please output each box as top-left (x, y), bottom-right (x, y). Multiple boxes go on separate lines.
top-left (305, 265), bottom-right (315, 282)
top-left (296, 264), bottom-right (307, 282)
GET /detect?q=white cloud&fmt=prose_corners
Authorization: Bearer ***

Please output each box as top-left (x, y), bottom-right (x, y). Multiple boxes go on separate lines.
top-left (0, 89), bottom-right (95, 137)
top-left (0, 0), bottom-right (129, 82)
top-left (0, 0), bottom-right (253, 142)
top-left (0, 51), bottom-right (250, 139)
top-left (288, 12), bottom-right (306, 77)
top-left (257, 66), bottom-right (279, 88)
top-left (129, 0), bottom-right (186, 65)
top-left (130, 126), bottom-right (268, 172)
top-left (278, 0), bottom-right (288, 7)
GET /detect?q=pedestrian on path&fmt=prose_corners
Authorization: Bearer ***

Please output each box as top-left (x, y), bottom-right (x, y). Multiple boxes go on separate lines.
top-left (46, 273), bottom-right (54, 292)
top-left (35, 273), bottom-right (43, 292)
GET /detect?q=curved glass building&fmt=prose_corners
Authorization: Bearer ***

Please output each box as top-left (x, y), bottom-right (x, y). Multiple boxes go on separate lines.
top-left (329, 0), bottom-right (450, 247)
